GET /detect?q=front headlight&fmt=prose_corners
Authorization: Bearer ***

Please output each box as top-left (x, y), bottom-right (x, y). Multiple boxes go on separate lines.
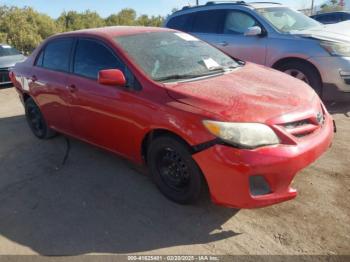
top-left (321, 41), bottom-right (350, 57)
top-left (203, 120), bottom-right (280, 149)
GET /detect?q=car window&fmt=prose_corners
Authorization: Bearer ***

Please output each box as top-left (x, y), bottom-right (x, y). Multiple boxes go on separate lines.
top-left (224, 11), bottom-right (258, 34)
top-left (334, 14), bottom-right (342, 22)
top-left (322, 14), bottom-right (338, 23)
top-left (167, 13), bottom-right (193, 32)
top-left (314, 15), bottom-right (326, 22)
top-left (191, 10), bottom-right (225, 33)
top-left (0, 45), bottom-right (21, 57)
top-left (257, 7), bottom-right (320, 32)
top-left (35, 51), bottom-right (44, 67)
top-left (73, 39), bottom-right (123, 79)
top-left (314, 15), bottom-right (324, 22)
top-left (335, 14), bottom-right (343, 22)
top-left (325, 14), bottom-right (335, 22)
top-left (42, 38), bottom-right (73, 72)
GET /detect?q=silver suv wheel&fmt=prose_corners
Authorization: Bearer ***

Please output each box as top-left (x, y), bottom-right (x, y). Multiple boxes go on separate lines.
top-left (284, 69), bottom-right (310, 85)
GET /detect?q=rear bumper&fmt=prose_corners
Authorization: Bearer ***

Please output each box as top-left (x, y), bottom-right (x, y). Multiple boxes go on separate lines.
top-left (193, 115), bottom-right (334, 209)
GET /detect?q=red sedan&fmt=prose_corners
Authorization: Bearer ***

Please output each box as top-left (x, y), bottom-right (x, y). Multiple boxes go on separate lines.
top-left (10, 27), bottom-right (335, 208)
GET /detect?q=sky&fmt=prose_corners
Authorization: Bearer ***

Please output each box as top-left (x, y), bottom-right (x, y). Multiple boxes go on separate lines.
top-left (0, 0), bottom-right (341, 18)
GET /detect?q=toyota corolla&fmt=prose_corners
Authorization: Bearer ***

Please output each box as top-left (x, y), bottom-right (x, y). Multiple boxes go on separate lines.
top-left (10, 27), bottom-right (335, 208)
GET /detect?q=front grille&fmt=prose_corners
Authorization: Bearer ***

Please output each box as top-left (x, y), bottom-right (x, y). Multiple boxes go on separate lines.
top-left (280, 107), bottom-right (326, 139)
top-left (276, 103), bottom-right (326, 140)
top-left (282, 119), bottom-right (319, 138)
top-left (0, 68), bottom-right (10, 84)
top-left (284, 119), bottom-right (311, 130)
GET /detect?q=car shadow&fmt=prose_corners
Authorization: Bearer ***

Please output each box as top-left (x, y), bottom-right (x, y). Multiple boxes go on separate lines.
top-left (0, 115), bottom-right (240, 255)
top-left (324, 101), bottom-right (350, 117)
top-left (0, 83), bottom-right (13, 89)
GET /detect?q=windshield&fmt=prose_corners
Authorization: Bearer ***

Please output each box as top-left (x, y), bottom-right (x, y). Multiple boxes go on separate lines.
top-left (0, 45), bottom-right (21, 57)
top-left (115, 31), bottom-right (239, 82)
top-left (256, 7), bottom-right (321, 33)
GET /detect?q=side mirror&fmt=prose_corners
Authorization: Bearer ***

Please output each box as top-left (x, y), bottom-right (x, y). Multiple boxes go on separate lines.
top-left (244, 26), bottom-right (262, 37)
top-left (98, 69), bottom-right (126, 87)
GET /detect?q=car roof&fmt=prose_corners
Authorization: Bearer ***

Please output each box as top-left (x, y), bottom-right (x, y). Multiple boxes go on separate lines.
top-left (56, 26), bottom-right (173, 39)
top-left (248, 2), bottom-right (284, 9)
top-left (173, 1), bottom-right (283, 15)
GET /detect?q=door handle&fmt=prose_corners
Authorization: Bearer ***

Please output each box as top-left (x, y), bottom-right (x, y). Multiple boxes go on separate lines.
top-left (217, 41), bottom-right (228, 47)
top-left (67, 84), bottom-right (77, 93)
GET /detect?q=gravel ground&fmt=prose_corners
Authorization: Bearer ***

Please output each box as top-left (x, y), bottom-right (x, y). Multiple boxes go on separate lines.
top-left (0, 87), bottom-right (349, 255)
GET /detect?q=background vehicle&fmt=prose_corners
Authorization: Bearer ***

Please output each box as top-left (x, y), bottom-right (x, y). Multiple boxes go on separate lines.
top-left (0, 44), bottom-right (26, 86)
top-left (165, 1), bottom-right (350, 101)
top-left (10, 27), bottom-right (334, 209)
top-left (311, 11), bottom-right (350, 24)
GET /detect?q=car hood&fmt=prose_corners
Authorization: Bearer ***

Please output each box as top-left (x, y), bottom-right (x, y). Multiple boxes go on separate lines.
top-left (164, 63), bottom-right (316, 123)
top-left (0, 54), bottom-right (26, 68)
top-left (292, 22), bottom-right (350, 43)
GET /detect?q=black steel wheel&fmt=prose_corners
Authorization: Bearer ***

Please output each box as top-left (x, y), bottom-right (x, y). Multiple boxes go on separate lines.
top-left (25, 98), bottom-right (56, 139)
top-left (147, 135), bottom-right (204, 204)
top-left (156, 147), bottom-right (191, 192)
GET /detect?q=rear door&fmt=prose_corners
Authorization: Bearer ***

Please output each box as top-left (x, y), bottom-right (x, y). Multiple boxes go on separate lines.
top-left (30, 38), bottom-right (74, 133)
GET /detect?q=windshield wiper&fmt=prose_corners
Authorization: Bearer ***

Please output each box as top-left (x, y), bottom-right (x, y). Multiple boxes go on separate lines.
top-left (154, 74), bottom-right (203, 82)
top-left (154, 66), bottom-right (237, 82)
top-left (209, 65), bottom-right (237, 71)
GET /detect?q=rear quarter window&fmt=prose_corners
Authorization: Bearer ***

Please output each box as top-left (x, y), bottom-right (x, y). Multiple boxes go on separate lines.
top-left (191, 10), bottom-right (226, 34)
top-left (167, 13), bottom-right (193, 32)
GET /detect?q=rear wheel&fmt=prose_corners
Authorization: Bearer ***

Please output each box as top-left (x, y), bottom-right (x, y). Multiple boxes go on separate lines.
top-left (147, 136), bottom-right (204, 204)
top-left (25, 98), bottom-right (56, 139)
top-left (276, 61), bottom-right (322, 96)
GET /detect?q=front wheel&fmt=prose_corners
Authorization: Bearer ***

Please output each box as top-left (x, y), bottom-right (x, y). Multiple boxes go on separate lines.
top-left (147, 136), bottom-right (204, 204)
top-left (277, 61), bottom-right (322, 96)
top-left (25, 98), bottom-right (56, 139)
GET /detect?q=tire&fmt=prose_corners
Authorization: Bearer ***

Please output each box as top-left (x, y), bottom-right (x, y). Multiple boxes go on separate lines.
top-left (276, 61), bottom-right (322, 96)
top-left (147, 135), bottom-right (204, 205)
top-left (25, 98), bottom-right (56, 139)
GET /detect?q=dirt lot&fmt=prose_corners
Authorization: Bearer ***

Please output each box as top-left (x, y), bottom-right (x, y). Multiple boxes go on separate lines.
top-left (0, 87), bottom-right (349, 256)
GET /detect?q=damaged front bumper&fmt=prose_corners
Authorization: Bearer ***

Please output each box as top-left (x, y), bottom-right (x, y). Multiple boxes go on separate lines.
top-left (193, 114), bottom-right (334, 209)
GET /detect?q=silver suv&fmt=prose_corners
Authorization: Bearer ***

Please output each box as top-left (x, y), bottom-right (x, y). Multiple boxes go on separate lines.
top-left (165, 1), bottom-right (350, 101)
top-left (0, 44), bottom-right (26, 85)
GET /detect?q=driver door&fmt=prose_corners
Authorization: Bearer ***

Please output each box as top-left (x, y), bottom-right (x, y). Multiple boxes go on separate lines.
top-left (66, 38), bottom-right (137, 156)
top-left (211, 10), bottom-right (267, 65)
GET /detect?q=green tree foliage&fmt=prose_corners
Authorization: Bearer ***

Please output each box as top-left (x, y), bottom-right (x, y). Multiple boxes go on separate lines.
top-left (56, 10), bottom-right (105, 31)
top-left (0, 6), bottom-right (60, 53)
top-left (320, 0), bottom-right (345, 13)
top-left (106, 8), bottom-right (137, 26)
top-left (136, 15), bottom-right (164, 27)
top-left (0, 6), bottom-right (166, 54)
